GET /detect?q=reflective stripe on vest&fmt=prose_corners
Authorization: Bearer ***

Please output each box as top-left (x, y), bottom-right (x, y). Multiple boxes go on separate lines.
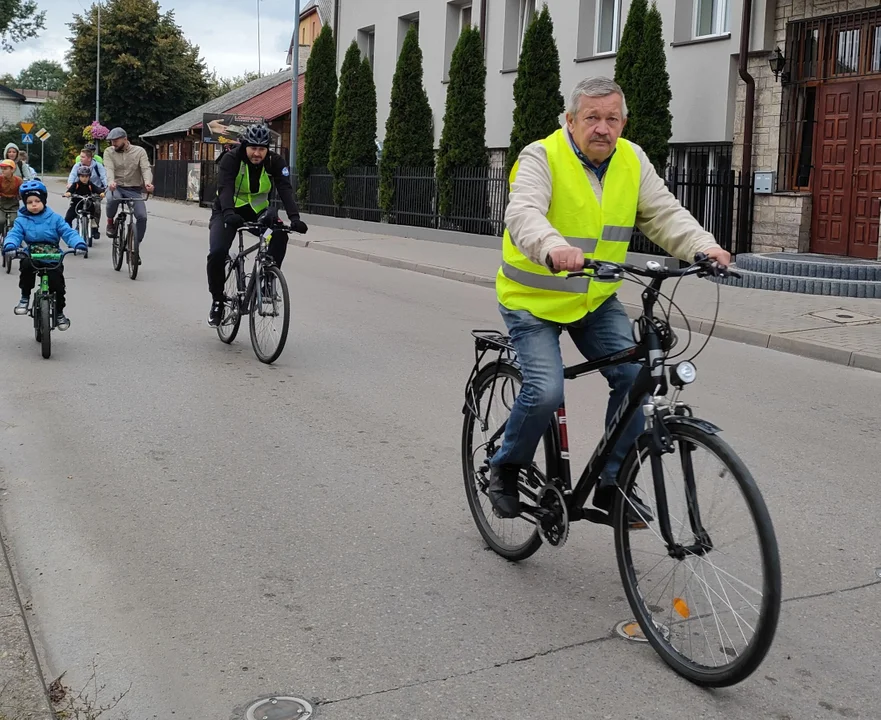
top-left (496, 130), bottom-right (641, 324)
top-left (229, 162), bottom-right (272, 213)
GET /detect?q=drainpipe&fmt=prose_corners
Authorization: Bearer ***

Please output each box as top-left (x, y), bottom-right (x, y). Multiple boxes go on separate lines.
top-left (480, 0), bottom-right (488, 45)
top-left (737, 0), bottom-right (755, 255)
top-left (141, 135), bottom-right (156, 165)
top-left (334, 0), bottom-right (341, 67)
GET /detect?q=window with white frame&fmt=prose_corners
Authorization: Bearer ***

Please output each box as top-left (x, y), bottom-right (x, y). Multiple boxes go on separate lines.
top-left (695, 0), bottom-right (729, 37)
top-left (596, 0), bottom-right (621, 54)
top-left (357, 26), bottom-right (375, 68)
top-left (460, 3), bottom-right (473, 32)
top-left (518, 0), bottom-right (536, 52)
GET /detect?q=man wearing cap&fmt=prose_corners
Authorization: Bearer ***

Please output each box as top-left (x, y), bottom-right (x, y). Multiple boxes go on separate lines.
top-left (104, 127), bottom-right (153, 259)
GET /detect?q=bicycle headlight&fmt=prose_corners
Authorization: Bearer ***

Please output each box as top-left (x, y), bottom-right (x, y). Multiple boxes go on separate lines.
top-left (670, 361), bottom-right (696, 387)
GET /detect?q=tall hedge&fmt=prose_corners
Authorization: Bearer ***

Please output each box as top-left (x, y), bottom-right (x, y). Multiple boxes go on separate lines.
top-left (379, 24), bottom-right (434, 216)
top-left (613, 0), bottom-right (647, 141)
top-left (297, 23), bottom-right (337, 202)
top-left (504, 4), bottom-right (563, 177)
top-left (436, 25), bottom-right (487, 223)
top-left (629, 2), bottom-right (672, 172)
top-left (329, 41), bottom-right (377, 207)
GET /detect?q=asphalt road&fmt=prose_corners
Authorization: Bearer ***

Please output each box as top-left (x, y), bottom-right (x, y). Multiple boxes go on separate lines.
top-left (0, 200), bottom-right (878, 719)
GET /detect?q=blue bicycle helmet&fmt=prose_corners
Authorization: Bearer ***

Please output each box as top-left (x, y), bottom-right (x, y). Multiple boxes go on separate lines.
top-left (20, 180), bottom-right (48, 204)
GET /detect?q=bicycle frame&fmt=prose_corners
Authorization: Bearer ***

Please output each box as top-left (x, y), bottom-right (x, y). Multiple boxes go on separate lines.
top-left (225, 227), bottom-right (275, 313)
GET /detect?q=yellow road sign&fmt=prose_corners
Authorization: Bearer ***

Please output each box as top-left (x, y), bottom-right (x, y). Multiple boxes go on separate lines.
top-left (35, 128), bottom-right (48, 139)
top-left (19, 122), bottom-right (34, 134)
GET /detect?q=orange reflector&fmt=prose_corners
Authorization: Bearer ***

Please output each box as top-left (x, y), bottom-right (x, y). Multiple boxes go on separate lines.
top-left (673, 597), bottom-right (690, 618)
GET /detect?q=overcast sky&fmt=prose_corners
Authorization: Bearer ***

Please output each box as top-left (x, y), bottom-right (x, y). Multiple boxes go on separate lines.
top-left (5, 0), bottom-right (300, 78)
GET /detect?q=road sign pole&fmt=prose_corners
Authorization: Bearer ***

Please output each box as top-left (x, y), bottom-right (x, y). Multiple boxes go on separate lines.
top-left (40, 139), bottom-right (44, 176)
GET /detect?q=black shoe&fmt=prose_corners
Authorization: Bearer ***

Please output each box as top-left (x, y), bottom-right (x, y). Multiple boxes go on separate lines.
top-left (488, 464), bottom-right (521, 518)
top-left (593, 484), bottom-right (653, 528)
top-left (106, 220), bottom-right (116, 238)
top-left (91, 228), bottom-right (100, 240)
top-left (208, 300), bottom-right (223, 327)
top-left (56, 313), bottom-right (70, 331)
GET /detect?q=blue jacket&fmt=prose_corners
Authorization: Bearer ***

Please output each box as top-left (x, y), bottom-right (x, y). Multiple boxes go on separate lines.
top-left (3, 206), bottom-right (86, 252)
top-left (68, 160), bottom-right (107, 189)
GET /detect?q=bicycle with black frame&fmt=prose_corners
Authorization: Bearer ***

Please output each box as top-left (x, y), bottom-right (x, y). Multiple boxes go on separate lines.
top-left (215, 216), bottom-right (294, 364)
top-left (110, 194), bottom-right (149, 280)
top-left (1, 209), bottom-right (17, 274)
top-left (12, 246), bottom-right (83, 359)
top-left (462, 254), bottom-right (781, 687)
top-left (70, 193), bottom-right (103, 252)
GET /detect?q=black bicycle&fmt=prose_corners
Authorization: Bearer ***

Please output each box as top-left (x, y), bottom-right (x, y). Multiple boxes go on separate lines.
top-left (216, 220), bottom-right (293, 364)
top-left (13, 247), bottom-right (82, 359)
top-left (1, 209), bottom-right (17, 274)
top-left (462, 255), bottom-right (781, 687)
top-left (111, 193), bottom-right (148, 280)
top-left (70, 193), bottom-right (103, 250)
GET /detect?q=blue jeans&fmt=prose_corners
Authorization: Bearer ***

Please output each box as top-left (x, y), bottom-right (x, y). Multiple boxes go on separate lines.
top-left (492, 295), bottom-right (645, 489)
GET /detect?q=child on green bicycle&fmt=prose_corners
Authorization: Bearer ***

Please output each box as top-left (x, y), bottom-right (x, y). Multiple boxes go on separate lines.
top-left (2, 181), bottom-right (87, 330)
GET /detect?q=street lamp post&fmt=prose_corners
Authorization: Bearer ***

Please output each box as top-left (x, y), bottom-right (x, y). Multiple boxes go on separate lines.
top-left (257, 0), bottom-right (262, 76)
top-left (289, 8), bottom-right (299, 187)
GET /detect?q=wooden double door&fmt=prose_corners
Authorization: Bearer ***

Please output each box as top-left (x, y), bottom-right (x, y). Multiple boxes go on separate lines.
top-left (812, 79), bottom-right (881, 258)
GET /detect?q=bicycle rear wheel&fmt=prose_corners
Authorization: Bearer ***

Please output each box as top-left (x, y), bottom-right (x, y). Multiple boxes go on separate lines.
top-left (462, 361), bottom-right (555, 562)
top-left (40, 297), bottom-right (51, 359)
top-left (248, 264), bottom-right (290, 364)
top-left (614, 421), bottom-right (781, 687)
top-left (127, 224), bottom-right (139, 280)
top-left (217, 257), bottom-right (243, 344)
top-left (112, 217), bottom-right (125, 271)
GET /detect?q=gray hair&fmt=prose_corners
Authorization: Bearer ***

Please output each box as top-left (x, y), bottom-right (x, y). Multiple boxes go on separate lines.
top-left (567, 77), bottom-right (628, 118)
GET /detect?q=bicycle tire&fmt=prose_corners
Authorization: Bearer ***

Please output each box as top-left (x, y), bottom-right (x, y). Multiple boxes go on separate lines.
top-left (40, 297), bottom-right (51, 359)
top-left (127, 224), bottom-right (138, 280)
top-left (217, 257), bottom-right (243, 344)
top-left (4, 252), bottom-right (10, 274)
top-left (78, 215), bottom-right (90, 248)
top-left (248, 264), bottom-right (290, 364)
top-left (112, 218), bottom-right (124, 271)
top-left (614, 422), bottom-right (781, 687)
top-left (462, 361), bottom-right (556, 562)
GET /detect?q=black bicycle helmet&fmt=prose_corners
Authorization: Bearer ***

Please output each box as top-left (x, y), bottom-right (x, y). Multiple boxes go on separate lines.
top-left (83, 142), bottom-right (97, 153)
top-left (240, 123), bottom-right (271, 148)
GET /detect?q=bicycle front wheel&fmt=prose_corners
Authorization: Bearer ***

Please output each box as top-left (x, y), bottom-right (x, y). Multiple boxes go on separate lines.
top-left (217, 257), bottom-right (243, 344)
top-left (248, 264), bottom-right (290, 364)
top-left (614, 421), bottom-right (781, 687)
top-left (40, 297), bottom-right (51, 359)
top-left (127, 225), bottom-right (139, 280)
top-left (112, 219), bottom-right (124, 271)
top-left (462, 361), bottom-right (555, 562)
top-left (4, 252), bottom-right (10, 274)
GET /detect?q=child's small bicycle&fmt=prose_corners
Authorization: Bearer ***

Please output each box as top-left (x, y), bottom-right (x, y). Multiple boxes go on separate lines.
top-left (13, 246), bottom-right (82, 359)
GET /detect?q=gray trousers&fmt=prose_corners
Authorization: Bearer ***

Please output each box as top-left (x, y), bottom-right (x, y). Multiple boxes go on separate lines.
top-left (106, 187), bottom-right (147, 243)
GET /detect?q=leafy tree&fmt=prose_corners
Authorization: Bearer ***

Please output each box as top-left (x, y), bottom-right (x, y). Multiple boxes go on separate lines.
top-left (505, 4), bottom-right (563, 177)
top-left (328, 41), bottom-right (377, 208)
top-left (436, 25), bottom-right (487, 228)
top-left (613, 0), bottom-right (647, 141)
top-left (629, 2), bottom-right (671, 172)
top-left (16, 60), bottom-right (68, 90)
top-left (0, 72), bottom-right (15, 86)
top-left (0, 0), bottom-right (46, 52)
top-left (296, 22), bottom-right (337, 202)
top-left (205, 70), bottom-right (261, 100)
top-left (378, 24), bottom-right (434, 218)
top-left (59, 0), bottom-right (210, 148)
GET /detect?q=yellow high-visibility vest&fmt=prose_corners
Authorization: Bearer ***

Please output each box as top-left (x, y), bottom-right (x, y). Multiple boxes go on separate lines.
top-left (496, 129), bottom-right (640, 324)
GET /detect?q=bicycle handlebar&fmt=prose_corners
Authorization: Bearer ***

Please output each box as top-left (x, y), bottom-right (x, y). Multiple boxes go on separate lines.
top-left (563, 254), bottom-right (741, 282)
top-left (240, 221), bottom-right (301, 234)
top-left (13, 248), bottom-right (82, 261)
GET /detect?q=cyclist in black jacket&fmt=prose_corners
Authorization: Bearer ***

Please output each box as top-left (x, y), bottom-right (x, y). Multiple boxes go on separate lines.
top-left (207, 123), bottom-right (307, 327)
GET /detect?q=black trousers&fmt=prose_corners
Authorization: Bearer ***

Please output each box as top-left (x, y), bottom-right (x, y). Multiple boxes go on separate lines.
top-left (20, 259), bottom-right (65, 312)
top-left (207, 208), bottom-right (288, 301)
top-left (64, 199), bottom-right (101, 227)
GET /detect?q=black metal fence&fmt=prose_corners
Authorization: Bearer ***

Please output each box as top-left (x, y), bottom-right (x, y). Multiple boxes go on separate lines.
top-left (153, 158), bottom-right (755, 256)
top-left (152, 159), bottom-right (190, 201)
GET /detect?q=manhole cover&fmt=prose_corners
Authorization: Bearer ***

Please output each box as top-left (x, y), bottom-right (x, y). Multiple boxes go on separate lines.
top-left (808, 308), bottom-right (880, 325)
top-left (245, 697), bottom-right (313, 720)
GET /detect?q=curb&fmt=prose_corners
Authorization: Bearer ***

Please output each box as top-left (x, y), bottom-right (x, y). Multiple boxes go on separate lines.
top-left (291, 238), bottom-right (881, 374)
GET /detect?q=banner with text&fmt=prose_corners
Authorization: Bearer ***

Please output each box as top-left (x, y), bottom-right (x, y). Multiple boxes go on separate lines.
top-left (201, 113), bottom-right (265, 145)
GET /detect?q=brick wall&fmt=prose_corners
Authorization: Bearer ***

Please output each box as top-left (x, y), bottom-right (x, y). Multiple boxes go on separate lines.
top-left (0, 97), bottom-right (22, 127)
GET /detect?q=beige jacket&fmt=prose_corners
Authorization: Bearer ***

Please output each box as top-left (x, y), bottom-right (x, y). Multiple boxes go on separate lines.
top-left (505, 138), bottom-right (718, 266)
top-left (104, 143), bottom-right (153, 188)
